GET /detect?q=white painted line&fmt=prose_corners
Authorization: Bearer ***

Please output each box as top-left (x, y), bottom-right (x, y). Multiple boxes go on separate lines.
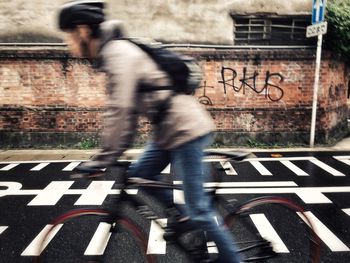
top-left (62, 161), bottom-right (81, 171)
top-left (161, 164), bottom-right (171, 174)
top-left (207, 241), bottom-right (218, 253)
top-left (334, 155), bottom-right (350, 160)
top-left (85, 222), bottom-right (112, 255)
top-left (75, 181), bottom-right (115, 205)
top-left (342, 209), bottom-right (350, 216)
top-left (249, 161), bottom-right (273, 176)
top-left (173, 181), bottom-right (298, 188)
top-left (298, 212), bottom-right (350, 252)
top-left (173, 189), bottom-right (185, 204)
top-left (0, 226), bottom-right (8, 235)
top-left (204, 181), bottom-right (298, 188)
top-left (28, 181), bottom-right (74, 206)
top-left (280, 161), bottom-right (309, 176)
top-left (30, 163), bottom-right (50, 171)
top-left (249, 214), bottom-right (289, 253)
top-left (220, 161), bottom-right (237, 175)
top-left (310, 160), bottom-right (345, 176)
top-left (295, 189), bottom-right (332, 204)
top-left (147, 219), bottom-right (167, 254)
top-left (0, 163), bottom-right (19, 171)
top-left (337, 159), bottom-right (350, 166)
top-left (333, 156), bottom-right (350, 166)
top-left (0, 159), bottom-right (132, 165)
top-left (21, 224), bottom-right (63, 256)
top-left (245, 157), bottom-right (316, 162)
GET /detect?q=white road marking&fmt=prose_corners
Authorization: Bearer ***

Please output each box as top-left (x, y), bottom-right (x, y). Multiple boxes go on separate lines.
top-left (298, 212), bottom-right (350, 252)
top-left (173, 189), bottom-right (185, 204)
top-left (295, 189), bottom-right (332, 204)
top-left (28, 181), bottom-right (74, 206)
top-left (84, 222), bottom-right (112, 255)
top-left (207, 241), bottom-right (218, 253)
top-left (220, 161), bottom-right (237, 175)
top-left (21, 224), bottom-right (63, 256)
top-left (342, 209), bottom-right (350, 216)
top-left (249, 161), bottom-right (272, 176)
top-left (0, 163), bottom-right (19, 171)
top-left (30, 163), bottom-right (50, 171)
top-left (62, 162), bottom-right (81, 171)
top-left (75, 181), bottom-right (115, 205)
top-left (310, 160), bottom-right (345, 176)
top-left (334, 156), bottom-right (350, 166)
top-left (0, 226), bottom-right (8, 235)
top-left (1, 181), bottom-right (350, 205)
top-left (202, 181), bottom-right (298, 188)
top-left (161, 164), bottom-right (171, 174)
top-left (245, 157), bottom-right (316, 162)
top-left (250, 213), bottom-right (289, 253)
top-left (280, 161), bottom-right (309, 176)
top-left (147, 219), bottom-right (167, 254)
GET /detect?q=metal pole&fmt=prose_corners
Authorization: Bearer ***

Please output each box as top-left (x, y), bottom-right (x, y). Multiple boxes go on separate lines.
top-left (310, 34), bottom-right (323, 147)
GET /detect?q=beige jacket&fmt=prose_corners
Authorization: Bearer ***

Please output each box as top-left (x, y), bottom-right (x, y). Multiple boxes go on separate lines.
top-left (92, 21), bottom-right (215, 162)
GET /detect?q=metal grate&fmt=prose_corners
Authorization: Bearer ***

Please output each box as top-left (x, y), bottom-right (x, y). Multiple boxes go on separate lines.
top-left (233, 16), bottom-right (315, 46)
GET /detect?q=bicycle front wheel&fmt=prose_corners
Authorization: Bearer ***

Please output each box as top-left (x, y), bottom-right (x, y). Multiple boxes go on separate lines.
top-left (32, 208), bottom-right (155, 263)
top-left (224, 196), bottom-right (321, 263)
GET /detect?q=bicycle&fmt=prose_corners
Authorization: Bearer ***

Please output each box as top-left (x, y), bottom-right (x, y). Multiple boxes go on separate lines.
top-left (31, 151), bottom-right (321, 263)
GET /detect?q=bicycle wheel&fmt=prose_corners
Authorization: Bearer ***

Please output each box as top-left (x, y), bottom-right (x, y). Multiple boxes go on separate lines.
top-left (32, 208), bottom-right (155, 263)
top-left (224, 196), bottom-right (321, 263)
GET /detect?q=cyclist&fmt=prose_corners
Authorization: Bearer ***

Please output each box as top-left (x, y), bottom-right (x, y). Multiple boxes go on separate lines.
top-left (58, 1), bottom-right (240, 262)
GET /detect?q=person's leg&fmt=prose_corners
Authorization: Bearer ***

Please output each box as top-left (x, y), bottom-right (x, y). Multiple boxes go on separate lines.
top-left (172, 134), bottom-right (241, 263)
top-left (127, 141), bottom-right (175, 208)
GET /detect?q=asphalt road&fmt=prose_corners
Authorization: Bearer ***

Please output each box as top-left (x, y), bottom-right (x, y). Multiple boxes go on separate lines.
top-left (0, 151), bottom-right (349, 263)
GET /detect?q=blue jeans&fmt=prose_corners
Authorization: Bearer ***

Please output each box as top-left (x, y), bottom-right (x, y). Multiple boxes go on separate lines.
top-left (128, 134), bottom-right (240, 263)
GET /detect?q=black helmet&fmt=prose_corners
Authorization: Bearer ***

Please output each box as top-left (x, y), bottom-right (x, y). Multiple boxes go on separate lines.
top-left (58, 0), bottom-right (105, 30)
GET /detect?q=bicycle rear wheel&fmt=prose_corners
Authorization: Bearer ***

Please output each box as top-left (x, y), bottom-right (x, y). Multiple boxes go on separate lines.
top-left (32, 209), bottom-right (155, 263)
top-left (224, 196), bottom-right (321, 263)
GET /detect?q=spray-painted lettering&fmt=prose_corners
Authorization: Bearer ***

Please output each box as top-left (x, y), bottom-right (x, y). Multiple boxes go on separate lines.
top-left (219, 67), bottom-right (284, 102)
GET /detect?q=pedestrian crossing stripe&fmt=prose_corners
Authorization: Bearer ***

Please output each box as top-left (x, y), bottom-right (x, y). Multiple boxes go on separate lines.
top-left (0, 226), bottom-right (8, 235)
top-left (147, 219), bottom-right (167, 254)
top-left (297, 212), bottom-right (350, 252)
top-left (280, 160), bottom-right (309, 176)
top-left (249, 160), bottom-right (273, 176)
top-left (334, 156), bottom-right (350, 166)
top-left (62, 161), bottom-right (81, 171)
top-left (1, 156), bottom-right (349, 177)
top-left (30, 163), bottom-right (50, 171)
top-left (85, 222), bottom-right (112, 256)
top-left (0, 163), bottom-right (19, 171)
top-left (342, 208), bottom-right (350, 216)
top-left (249, 213), bottom-right (289, 253)
top-left (19, 211), bottom-right (350, 257)
top-left (220, 161), bottom-right (237, 175)
top-left (21, 224), bottom-right (63, 256)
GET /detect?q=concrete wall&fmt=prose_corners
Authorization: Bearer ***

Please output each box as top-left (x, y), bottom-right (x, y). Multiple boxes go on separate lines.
top-left (0, 0), bottom-right (311, 44)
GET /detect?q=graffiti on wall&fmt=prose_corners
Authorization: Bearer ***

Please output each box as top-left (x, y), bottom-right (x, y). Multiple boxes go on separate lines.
top-left (218, 67), bottom-right (285, 102)
top-left (197, 81), bottom-right (214, 106)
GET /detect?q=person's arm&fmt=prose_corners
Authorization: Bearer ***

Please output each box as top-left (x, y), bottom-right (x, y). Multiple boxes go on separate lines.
top-left (80, 41), bottom-right (142, 169)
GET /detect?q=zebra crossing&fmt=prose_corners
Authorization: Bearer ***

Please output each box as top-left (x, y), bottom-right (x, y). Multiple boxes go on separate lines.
top-left (0, 154), bottom-right (349, 174)
top-left (1, 207), bottom-right (348, 258)
top-left (0, 152), bottom-right (350, 262)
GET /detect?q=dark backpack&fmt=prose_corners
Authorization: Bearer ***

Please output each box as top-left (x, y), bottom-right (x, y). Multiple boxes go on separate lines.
top-left (126, 39), bottom-right (203, 95)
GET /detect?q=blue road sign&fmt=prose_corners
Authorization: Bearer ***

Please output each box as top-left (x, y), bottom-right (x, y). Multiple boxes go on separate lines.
top-left (312, 0), bottom-right (326, 24)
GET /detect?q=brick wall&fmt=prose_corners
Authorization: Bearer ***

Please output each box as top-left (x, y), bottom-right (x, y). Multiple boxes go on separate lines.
top-left (0, 47), bottom-right (348, 147)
